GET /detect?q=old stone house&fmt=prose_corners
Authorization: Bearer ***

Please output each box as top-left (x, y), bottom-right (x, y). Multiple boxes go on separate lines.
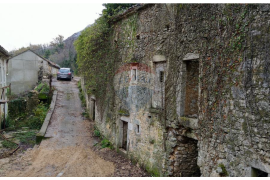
top-left (81, 4), bottom-right (270, 177)
top-left (7, 50), bottom-right (60, 94)
top-left (0, 45), bottom-right (10, 128)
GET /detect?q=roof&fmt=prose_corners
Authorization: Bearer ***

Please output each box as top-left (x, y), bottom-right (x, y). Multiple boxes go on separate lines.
top-left (0, 45), bottom-right (9, 58)
top-left (8, 49), bottom-right (60, 69)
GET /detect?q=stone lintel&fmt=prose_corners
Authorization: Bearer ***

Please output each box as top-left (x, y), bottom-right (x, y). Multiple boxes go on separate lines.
top-left (120, 116), bottom-right (129, 122)
top-left (179, 117), bottom-right (199, 130)
top-left (153, 55), bottom-right (166, 63)
top-left (183, 53), bottom-right (199, 61)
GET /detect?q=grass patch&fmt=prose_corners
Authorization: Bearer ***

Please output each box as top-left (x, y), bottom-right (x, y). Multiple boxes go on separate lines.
top-left (1, 140), bottom-right (17, 149)
top-left (13, 131), bottom-right (36, 145)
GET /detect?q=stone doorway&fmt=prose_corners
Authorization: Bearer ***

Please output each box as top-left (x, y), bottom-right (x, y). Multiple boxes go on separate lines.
top-left (122, 121), bottom-right (128, 150)
top-left (170, 135), bottom-right (201, 177)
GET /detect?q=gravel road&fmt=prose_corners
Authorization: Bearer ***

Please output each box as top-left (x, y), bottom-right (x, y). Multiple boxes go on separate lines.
top-left (0, 77), bottom-right (148, 177)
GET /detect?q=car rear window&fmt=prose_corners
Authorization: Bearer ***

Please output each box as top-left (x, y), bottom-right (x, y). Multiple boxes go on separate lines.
top-left (59, 69), bottom-right (70, 73)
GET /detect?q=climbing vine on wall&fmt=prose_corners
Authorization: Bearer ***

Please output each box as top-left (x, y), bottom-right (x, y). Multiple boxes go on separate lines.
top-left (74, 4), bottom-right (136, 117)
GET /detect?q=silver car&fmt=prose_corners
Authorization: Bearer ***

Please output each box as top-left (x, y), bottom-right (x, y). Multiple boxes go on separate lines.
top-left (57, 68), bottom-right (73, 81)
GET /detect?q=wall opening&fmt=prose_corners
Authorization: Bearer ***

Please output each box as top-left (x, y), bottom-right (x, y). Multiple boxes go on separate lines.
top-left (251, 167), bottom-right (268, 177)
top-left (132, 69), bottom-right (137, 81)
top-left (136, 124), bottom-right (140, 134)
top-left (152, 61), bottom-right (166, 108)
top-left (184, 60), bottom-right (199, 118)
top-left (170, 135), bottom-right (201, 177)
top-left (122, 121), bottom-right (128, 150)
top-left (160, 71), bottom-right (164, 82)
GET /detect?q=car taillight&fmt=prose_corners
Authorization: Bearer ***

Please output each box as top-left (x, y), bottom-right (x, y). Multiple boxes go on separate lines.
top-left (57, 72), bottom-right (60, 74)
top-left (68, 73), bottom-right (71, 75)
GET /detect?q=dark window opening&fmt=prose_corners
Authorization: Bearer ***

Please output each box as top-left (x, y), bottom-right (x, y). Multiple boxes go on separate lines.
top-left (160, 71), bottom-right (164, 82)
top-left (184, 61), bottom-right (199, 118)
top-left (252, 167), bottom-right (268, 177)
top-left (166, 24), bottom-right (170, 31)
top-left (136, 124), bottom-right (140, 133)
top-left (132, 69), bottom-right (137, 81)
top-left (122, 121), bottom-right (128, 150)
top-left (148, 115), bottom-right (152, 119)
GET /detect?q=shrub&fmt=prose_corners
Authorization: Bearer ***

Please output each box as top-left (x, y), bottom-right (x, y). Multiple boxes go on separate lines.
top-left (1, 116), bottom-right (15, 129)
top-left (101, 138), bottom-right (113, 149)
top-left (94, 129), bottom-right (101, 137)
top-left (27, 103), bottom-right (49, 129)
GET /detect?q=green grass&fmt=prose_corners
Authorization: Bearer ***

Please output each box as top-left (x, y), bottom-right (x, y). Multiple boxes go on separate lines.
top-left (1, 140), bottom-right (17, 149)
top-left (13, 131), bottom-right (36, 145)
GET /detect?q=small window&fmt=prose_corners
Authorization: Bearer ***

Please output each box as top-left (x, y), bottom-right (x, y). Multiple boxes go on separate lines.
top-left (136, 124), bottom-right (140, 134)
top-left (132, 69), bottom-right (137, 81)
top-left (160, 71), bottom-right (164, 82)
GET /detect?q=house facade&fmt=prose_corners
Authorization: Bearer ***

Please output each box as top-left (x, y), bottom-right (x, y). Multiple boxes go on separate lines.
top-left (7, 50), bottom-right (60, 95)
top-left (81, 4), bottom-right (270, 177)
top-left (0, 45), bottom-right (10, 128)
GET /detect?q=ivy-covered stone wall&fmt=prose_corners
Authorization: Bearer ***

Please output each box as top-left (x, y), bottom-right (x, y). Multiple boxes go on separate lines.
top-left (81, 4), bottom-right (270, 177)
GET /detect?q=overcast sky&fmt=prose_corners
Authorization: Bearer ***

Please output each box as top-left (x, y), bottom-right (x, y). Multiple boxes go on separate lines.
top-left (0, 1), bottom-right (104, 51)
top-left (0, 0), bottom-right (260, 51)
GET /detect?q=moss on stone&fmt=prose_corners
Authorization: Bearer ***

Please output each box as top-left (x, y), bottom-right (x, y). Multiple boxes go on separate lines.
top-left (218, 163), bottom-right (228, 177)
top-left (118, 108), bottom-right (129, 116)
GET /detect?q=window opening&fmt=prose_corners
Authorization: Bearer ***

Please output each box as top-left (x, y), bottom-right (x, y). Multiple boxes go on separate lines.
top-left (160, 71), bottom-right (164, 82)
top-left (184, 61), bottom-right (199, 118)
top-left (132, 69), bottom-right (137, 81)
top-left (136, 124), bottom-right (140, 134)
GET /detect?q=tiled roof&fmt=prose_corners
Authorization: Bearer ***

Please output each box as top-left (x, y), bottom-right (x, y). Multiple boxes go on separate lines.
top-left (0, 45), bottom-right (9, 57)
top-left (8, 49), bottom-right (60, 69)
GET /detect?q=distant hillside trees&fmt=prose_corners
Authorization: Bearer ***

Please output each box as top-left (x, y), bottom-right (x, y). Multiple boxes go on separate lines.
top-left (10, 34), bottom-right (78, 73)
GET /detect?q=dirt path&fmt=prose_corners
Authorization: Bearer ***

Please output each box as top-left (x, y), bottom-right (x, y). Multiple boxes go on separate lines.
top-left (0, 77), bottom-right (148, 177)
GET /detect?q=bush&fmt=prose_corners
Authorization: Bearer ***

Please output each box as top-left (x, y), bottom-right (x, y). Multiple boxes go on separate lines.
top-left (8, 98), bottom-right (27, 119)
top-left (27, 103), bottom-right (49, 129)
top-left (94, 127), bottom-right (101, 137)
top-left (35, 82), bottom-right (50, 93)
top-left (79, 92), bottom-right (86, 107)
top-left (101, 138), bottom-right (113, 149)
top-left (1, 116), bottom-right (15, 129)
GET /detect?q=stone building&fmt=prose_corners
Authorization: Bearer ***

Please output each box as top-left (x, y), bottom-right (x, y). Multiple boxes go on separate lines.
top-left (81, 4), bottom-right (270, 177)
top-left (7, 50), bottom-right (60, 94)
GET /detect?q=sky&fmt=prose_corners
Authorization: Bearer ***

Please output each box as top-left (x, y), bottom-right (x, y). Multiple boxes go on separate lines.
top-left (0, 0), bottom-right (263, 52)
top-left (0, 1), bottom-right (104, 51)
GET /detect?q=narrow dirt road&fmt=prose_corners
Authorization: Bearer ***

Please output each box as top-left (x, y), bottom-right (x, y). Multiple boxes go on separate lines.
top-left (0, 77), bottom-right (148, 177)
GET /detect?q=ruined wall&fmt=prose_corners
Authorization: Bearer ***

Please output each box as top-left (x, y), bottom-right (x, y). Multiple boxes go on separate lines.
top-left (82, 4), bottom-right (270, 177)
top-left (165, 4), bottom-right (270, 177)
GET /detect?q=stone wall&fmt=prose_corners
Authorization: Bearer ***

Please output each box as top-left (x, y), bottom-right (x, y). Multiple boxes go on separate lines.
top-left (81, 4), bottom-right (270, 177)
